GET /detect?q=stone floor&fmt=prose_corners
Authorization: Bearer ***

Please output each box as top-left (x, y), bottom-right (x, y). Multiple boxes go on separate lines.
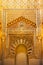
top-left (0, 58), bottom-right (43, 65)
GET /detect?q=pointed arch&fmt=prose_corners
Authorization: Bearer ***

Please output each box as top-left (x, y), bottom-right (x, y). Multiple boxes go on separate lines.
top-left (15, 44), bottom-right (28, 65)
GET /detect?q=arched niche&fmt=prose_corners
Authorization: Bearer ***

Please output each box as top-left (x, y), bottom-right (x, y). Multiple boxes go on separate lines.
top-left (15, 44), bottom-right (28, 65)
top-left (6, 16), bottom-right (36, 65)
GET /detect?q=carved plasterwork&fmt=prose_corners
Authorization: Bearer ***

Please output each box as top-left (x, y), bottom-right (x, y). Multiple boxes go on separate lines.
top-left (7, 16), bottom-right (36, 28)
top-left (7, 16), bottom-right (36, 59)
top-left (9, 34), bottom-right (34, 58)
top-left (7, 16), bottom-right (36, 35)
top-left (2, 0), bottom-right (40, 9)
